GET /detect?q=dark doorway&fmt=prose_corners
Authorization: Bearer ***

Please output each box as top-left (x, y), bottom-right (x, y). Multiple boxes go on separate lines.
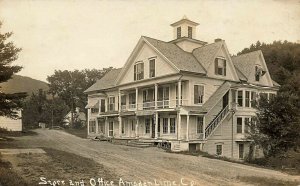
top-left (152, 117), bottom-right (155, 138)
top-left (223, 91), bottom-right (229, 108)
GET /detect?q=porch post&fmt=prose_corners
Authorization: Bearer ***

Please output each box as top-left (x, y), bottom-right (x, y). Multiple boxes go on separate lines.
top-left (135, 116), bottom-right (139, 138)
top-left (155, 84), bottom-right (158, 109)
top-left (118, 116), bottom-right (122, 137)
top-left (105, 117), bottom-right (108, 137)
top-left (118, 91), bottom-right (122, 112)
top-left (87, 109), bottom-right (90, 136)
top-left (155, 112), bottom-right (158, 139)
top-left (95, 118), bottom-right (99, 134)
top-left (178, 113), bottom-right (181, 140)
top-left (135, 87), bottom-right (138, 110)
top-left (178, 80), bottom-right (182, 106)
top-left (186, 114), bottom-right (189, 141)
top-left (203, 116), bottom-right (206, 140)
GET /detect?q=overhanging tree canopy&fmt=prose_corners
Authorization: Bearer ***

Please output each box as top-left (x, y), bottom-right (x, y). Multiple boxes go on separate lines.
top-left (0, 22), bottom-right (27, 118)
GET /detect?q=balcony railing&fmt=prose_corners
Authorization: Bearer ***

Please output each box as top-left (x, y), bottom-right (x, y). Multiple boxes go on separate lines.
top-left (120, 99), bottom-right (189, 111)
top-left (157, 100), bottom-right (170, 109)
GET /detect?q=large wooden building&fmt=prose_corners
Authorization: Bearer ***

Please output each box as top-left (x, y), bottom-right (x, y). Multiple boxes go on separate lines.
top-left (84, 17), bottom-right (279, 160)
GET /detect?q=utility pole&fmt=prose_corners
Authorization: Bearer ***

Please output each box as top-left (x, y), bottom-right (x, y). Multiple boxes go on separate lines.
top-left (68, 71), bottom-right (74, 128)
top-left (51, 94), bottom-right (54, 129)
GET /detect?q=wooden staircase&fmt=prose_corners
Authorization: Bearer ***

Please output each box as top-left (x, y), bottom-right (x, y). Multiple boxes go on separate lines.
top-left (205, 105), bottom-right (230, 138)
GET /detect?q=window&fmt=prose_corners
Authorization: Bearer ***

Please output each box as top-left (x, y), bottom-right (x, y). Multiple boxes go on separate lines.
top-left (163, 118), bottom-right (168, 134)
top-left (238, 90), bottom-right (243, 107)
top-left (245, 91), bottom-right (250, 107)
top-left (129, 93), bottom-right (136, 107)
top-left (197, 117), bottom-right (204, 134)
top-left (89, 120), bottom-right (96, 133)
top-left (237, 117), bottom-right (243, 133)
top-left (143, 89), bottom-right (154, 102)
top-left (232, 90), bottom-right (237, 104)
top-left (121, 95), bottom-right (126, 106)
top-left (134, 62), bottom-right (144, 81)
top-left (109, 97), bottom-right (115, 111)
top-left (188, 26), bottom-right (192, 38)
top-left (149, 58), bottom-right (155, 78)
top-left (91, 108), bottom-right (99, 113)
top-left (145, 118), bottom-right (150, 134)
top-left (251, 92), bottom-right (257, 108)
top-left (122, 121), bottom-right (125, 134)
top-left (98, 119), bottom-right (105, 134)
top-left (239, 144), bottom-right (244, 159)
top-left (215, 58), bottom-right (226, 76)
top-left (194, 85), bottom-right (204, 104)
top-left (216, 145), bottom-right (222, 156)
top-left (260, 93), bottom-right (268, 100)
top-left (255, 66), bottom-right (260, 81)
top-left (177, 27), bottom-right (181, 38)
top-left (269, 93), bottom-right (276, 100)
top-left (131, 120), bottom-right (135, 131)
top-left (244, 118), bottom-right (250, 133)
top-left (170, 118), bottom-right (176, 134)
top-left (100, 99), bottom-right (105, 112)
top-left (109, 121), bottom-right (114, 136)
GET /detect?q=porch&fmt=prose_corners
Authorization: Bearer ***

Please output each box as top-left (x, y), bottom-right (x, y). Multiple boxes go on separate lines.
top-left (119, 80), bottom-right (189, 112)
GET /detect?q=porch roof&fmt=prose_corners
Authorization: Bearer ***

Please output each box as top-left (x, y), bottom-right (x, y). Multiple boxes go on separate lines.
top-left (85, 100), bottom-right (99, 109)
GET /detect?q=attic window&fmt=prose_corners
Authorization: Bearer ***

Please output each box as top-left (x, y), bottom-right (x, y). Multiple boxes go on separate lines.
top-left (149, 58), bottom-right (156, 78)
top-left (134, 62), bottom-right (144, 81)
top-left (177, 27), bottom-right (181, 39)
top-left (215, 58), bottom-right (227, 76)
top-left (255, 65), bottom-right (266, 81)
top-left (188, 26), bottom-right (192, 38)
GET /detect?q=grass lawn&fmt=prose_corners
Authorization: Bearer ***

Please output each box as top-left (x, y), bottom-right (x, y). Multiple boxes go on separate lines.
top-left (64, 127), bottom-right (87, 138)
top-left (172, 150), bottom-right (300, 176)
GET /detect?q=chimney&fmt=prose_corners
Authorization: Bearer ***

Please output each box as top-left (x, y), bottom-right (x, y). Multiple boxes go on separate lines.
top-left (214, 38), bottom-right (223, 42)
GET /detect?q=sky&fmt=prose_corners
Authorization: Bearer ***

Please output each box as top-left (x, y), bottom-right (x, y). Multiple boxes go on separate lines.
top-left (0, 0), bottom-right (299, 82)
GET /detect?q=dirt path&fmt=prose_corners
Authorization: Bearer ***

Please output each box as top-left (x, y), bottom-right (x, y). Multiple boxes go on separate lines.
top-left (11, 129), bottom-right (300, 185)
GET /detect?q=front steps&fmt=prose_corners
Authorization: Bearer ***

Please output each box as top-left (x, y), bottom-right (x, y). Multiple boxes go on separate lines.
top-left (127, 140), bottom-right (154, 148)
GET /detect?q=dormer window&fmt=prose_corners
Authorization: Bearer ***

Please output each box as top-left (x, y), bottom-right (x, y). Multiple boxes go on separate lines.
top-left (255, 65), bottom-right (266, 82)
top-left (149, 58), bottom-right (156, 78)
top-left (134, 62), bottom-right (144, 81)
top-left (215, 58), bottom-right (227, 76)
top-left (177, 27), bottom-right (181, 39)
top-left (188, 26), bottom-right (192, 38)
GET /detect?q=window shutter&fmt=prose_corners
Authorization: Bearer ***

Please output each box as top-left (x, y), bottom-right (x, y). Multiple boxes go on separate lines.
top-left (134, 65), bottom-right (136, 81)
top-left (194, 85), bottom-right (198, 103)
top-left (215, 58), bottom-right (218, 75)
top-left (224, 60), bottom-right (226, 76)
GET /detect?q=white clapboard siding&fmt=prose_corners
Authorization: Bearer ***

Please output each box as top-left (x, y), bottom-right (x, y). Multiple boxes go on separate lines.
top-left (0, 110), bottom-right (22, 131)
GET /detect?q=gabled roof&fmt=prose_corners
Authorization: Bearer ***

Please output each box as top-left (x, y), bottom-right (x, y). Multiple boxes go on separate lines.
top-left (234, 65), bottom-right (248, 81)
top-left (143, 36), bottom-right (206, 74)
top-left (192, 41), bottom-right (223, 70)
top-left (231, 50), bottom-right (261, 79)
top-left (202, 81), bottom-right (232, 112)
top-left (84, 68), bottom-right (122, 93)
top-left (170, 15), bottom-right (199, 27)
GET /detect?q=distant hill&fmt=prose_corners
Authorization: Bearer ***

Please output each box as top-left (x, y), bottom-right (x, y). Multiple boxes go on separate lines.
top-left (0, 75), bottom-right (49, 95)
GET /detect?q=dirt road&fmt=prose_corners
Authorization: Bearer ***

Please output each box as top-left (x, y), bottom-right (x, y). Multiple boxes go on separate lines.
top-left (11, 129), bottom-right (300, 186)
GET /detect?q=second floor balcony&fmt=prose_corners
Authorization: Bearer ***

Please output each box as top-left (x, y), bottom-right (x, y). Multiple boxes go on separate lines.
top-left (120, 99), bottom-right (189, 111)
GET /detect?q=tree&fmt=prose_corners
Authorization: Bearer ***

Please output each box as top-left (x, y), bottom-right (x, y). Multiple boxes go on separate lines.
top-left (22, 89), bottom-right (69, 128)
top-left (248, 94), bottom-right (300, 158)
top-left (47, 68), bottom-right (113, 110)
top-left (0, 22), bottom-right (27, 119)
